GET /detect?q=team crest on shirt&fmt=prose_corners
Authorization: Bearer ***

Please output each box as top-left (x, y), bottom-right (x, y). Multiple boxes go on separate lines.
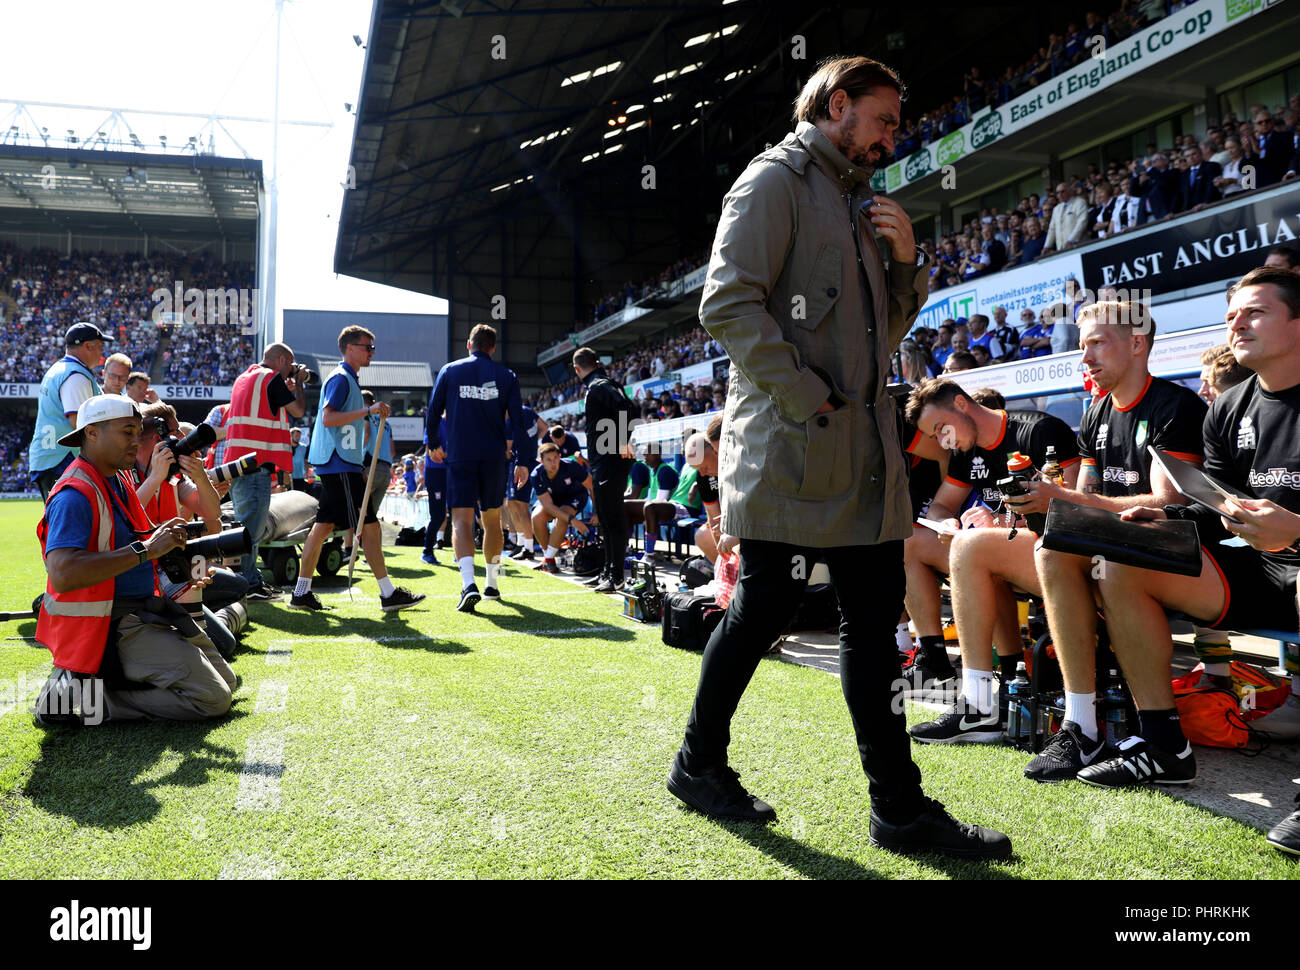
top-left (1096, 423), bottom-right (1109, 448)
top-left (1237, 415), bottom-right (1256, 450)
top-left (1134, 420), bottom-right (1148, 449)
top-left (970, 456), bottom-right (988, 479)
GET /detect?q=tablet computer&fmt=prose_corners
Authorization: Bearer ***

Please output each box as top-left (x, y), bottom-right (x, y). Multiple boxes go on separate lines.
top-left (1148, 447), bottom-right (1248, 524)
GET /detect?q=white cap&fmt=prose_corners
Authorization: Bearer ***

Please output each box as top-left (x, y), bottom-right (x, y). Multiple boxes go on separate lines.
top-left (684, 432), bottom-right (711, 468)
top-left (58, 394), bottom-right (141, 447)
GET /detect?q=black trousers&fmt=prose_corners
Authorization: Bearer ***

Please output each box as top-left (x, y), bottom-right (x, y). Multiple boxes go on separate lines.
top-left (679, 538), bottom-right (926, 822)
top-left (590, 458), bottom-right (632, 582)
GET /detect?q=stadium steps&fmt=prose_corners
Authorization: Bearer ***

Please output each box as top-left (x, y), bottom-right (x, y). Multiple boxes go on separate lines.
top-left (150, 330), bottom-right (171, 384)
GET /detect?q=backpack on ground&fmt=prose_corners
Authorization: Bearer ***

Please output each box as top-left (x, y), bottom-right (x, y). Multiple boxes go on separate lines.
top-left (395, 526), bottom-right (426, 546)
top-left (661, 591), bottom-right (725, 650)
top-left (678, 556), bottom-right (714, 590)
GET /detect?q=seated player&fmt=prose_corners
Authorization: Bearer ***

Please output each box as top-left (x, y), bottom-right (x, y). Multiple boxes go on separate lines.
top-left (682, 416), bottom-right (729, 565)
top-left (901, 378), bottom-right (1080, 735)
top-left (505, 406), bottom-right (548, 559)
top-left (530, 442), bottom-right (596, 573)
top-left (1073, 269), bottom-right (1300, 863)
top-left (623, 443), bottom-right (680, 563)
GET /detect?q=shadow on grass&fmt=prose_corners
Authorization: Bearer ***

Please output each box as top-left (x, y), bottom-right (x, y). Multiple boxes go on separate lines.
top-left (473, 598), bottom-right (638, 641)
top-left (244, 602), bottom-right (423, 639)
top-left (25, 709), bottom-right (251, 829)
top-left (710, 816), bottom-right (1018, 879)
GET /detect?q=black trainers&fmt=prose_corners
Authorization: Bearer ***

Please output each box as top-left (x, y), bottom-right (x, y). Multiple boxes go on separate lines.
top-left (246, 583), bottom-right (283, 602)
top-left (869, 796), bottom-right (1013, 859)
top-left (1077, 736), bottom-right (1197, 788)
top-left (509, 547), bottom-right (534, 561)
top-left (539, 560), bottom-right (560, 574)
top-left (666, 757), bottom-right (777, 823)
top-left (1024, 720), bottom-right (1105, 783)
top-left (581, 573), bottom-right (605, 586)
top-left (288, 591), bottom-right (326, 611)
top-left (457, 584), bottom-right (481, 613)
top-left (1266, 795), bottom-right (1300, 856)
top-left (908, 697), bottom-right (1002, 745)
top-left (899, 650), bottom-right (958, 701)
top-left (482, 586), bottom-right (500, 601)
top-left (380, 587), bottom-right (426, 612)
top-left (32, 668), bottom-right (87, 728)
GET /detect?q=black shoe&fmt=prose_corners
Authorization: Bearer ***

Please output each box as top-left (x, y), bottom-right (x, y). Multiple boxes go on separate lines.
top-left (581, 573), bottom-right (605, 586)
top-left (908, 697), bottom-right (1002, 745)
top-left (1077, 736), bottom-right (1197, 788)
top-left (288, 591), bottom-right (326, 611)
top-left (1266, 795), bottom-right (1300, 856)
top-left (666, 757), bottom-right (776, 823)
top-left (246, 583), bottom-right (283, 602)
top-left (32, 668), bottom-right (86, 728)
top-left (380, 587), bottom-right (426, 612)
top-left (1024, 720), bottom-right (1105, 783)
top-left (869, 796), bottom-right (1012, 859)
top-left (899, 651), bottom-right (958, 701)
top-left (483, 586), bottom-right (500, 601)
top-left (539, 560), bottom-right (560, 574)
top-left (501, 538), bottom-right (519, 553)
top-left (457, 584), bottom-right (481, 613)
top-left (508, 548), bottom-right (534, 561)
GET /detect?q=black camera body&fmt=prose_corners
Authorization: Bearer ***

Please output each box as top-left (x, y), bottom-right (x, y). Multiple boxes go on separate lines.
top-left (295, 366), bottom-right (319, 387)
top-left (156, 526), bottom-right (252, 584)
top-left (148, 419), bottom-right (217, 478)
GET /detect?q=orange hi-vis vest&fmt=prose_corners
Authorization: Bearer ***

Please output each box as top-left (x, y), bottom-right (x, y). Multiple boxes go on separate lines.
top-left (224, 365), bottom-right (292, 472)
top-left (120, 466), bottom-right (180, 524)
top-left (36, 457), bottom-right (159, 674)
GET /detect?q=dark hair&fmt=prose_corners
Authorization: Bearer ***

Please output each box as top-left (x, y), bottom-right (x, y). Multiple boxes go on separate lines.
top-left (338, 324), bottom-right (375, 354)
top-left (970, 387), bottom-right (1006, 409)
top-left (361, 389), bottom-right (375, 405)
top-left (549, 425), bottom-right (565, 438)
top-left (538, 442), bottom-right (560, 458)
top-left (572, 346), bottom-right (598, 370)
top-left (469, 324), bottom-right (496, 352)
top-left (706, 413), bottom-right (723, 444)
top-left (906, 377), bottom-right (971, 425)
top-left (1228, 266), bottom-right (1300, 318)
top-left (1210, 349), bottom-right (1251, 393)
top-left (1267, 244), bottom-right (1300, 270)
top-left (793, 56), bottom-right (906, 123)
top-left (126, 371), bottom-right (149, 387)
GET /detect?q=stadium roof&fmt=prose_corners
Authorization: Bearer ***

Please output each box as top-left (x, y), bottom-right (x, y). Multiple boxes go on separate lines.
top-left (0, 145), bottom-right (261, 240)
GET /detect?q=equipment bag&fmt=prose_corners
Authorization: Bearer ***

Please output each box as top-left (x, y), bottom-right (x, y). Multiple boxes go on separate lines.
top-left (395, 526), bottom-right (426, 546)
top-left (678, 556), bottom-right (714, 590)
top-left (572, 539), bottom-right (604, 576)
top-left (1171, 661), bottom-right (1287, 749)
top-left (661, 591), bottom-right (725, 650)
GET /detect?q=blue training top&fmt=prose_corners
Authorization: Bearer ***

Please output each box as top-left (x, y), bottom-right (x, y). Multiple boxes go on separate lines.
top-left (426, 351), bottom-right (526, 463)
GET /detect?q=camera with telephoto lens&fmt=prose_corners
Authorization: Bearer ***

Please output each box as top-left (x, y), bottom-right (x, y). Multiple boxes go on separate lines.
top-left (294, 365), bottom-right (319, 387)
top-left (209, 454), bottom-right (260, 484)
top-left (156, 525), bottom-right (252, 584)
top-left (148, 418), bottom-right (217, 478)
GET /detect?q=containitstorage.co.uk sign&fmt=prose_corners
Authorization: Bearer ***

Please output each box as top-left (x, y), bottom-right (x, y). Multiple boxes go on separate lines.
top-left (871, 0), bottom-right (1275, 194)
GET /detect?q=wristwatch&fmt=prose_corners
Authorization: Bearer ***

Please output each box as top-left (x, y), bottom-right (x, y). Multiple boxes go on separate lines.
top-left (129, 540), bottom-right (148, 565)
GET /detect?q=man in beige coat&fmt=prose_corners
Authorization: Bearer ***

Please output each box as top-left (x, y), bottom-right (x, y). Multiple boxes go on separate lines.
top-left (666, 56), bottom-right (1011, 859)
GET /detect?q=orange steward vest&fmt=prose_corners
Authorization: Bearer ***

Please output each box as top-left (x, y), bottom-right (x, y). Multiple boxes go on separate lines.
top-left (224, 365), bottom-right (292, 472)
top-left (36, 457), bottom-right (159, 674)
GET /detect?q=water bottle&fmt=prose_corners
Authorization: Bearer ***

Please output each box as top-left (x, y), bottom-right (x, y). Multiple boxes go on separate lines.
top-left (999, 453), bottom-right (1046, 535)
top-left (1004, 661), bottom-right (1031, 743)
top-left (1103, 668), bottom-right (1130, 746)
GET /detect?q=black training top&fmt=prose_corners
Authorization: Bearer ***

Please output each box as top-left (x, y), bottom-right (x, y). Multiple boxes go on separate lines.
top-left (946, 409), bottom-right (1079, 508)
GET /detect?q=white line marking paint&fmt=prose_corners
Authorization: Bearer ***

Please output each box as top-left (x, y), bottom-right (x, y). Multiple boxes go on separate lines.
top-left (235, 733), bottom-right (285, 812)
top-left (0, 663), bottom-right (52, 719)
top-left (254, 680), bottom-right (289, 713)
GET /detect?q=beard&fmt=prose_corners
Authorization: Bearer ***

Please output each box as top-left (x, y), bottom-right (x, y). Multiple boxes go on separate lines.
top-left (834, 134), bottom-right (888, 174)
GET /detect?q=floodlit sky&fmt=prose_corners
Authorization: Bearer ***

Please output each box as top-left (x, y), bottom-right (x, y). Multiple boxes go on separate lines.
top-left (1, 0), bottom-right (448, 332)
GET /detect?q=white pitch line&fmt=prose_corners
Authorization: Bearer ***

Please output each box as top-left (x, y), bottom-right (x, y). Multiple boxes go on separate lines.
top-left (254, 680), bottom-right (289, 713)
top-left (0, 663), bottom-right (52, 719)
top-left (235, 732), bottom-right (285, 812)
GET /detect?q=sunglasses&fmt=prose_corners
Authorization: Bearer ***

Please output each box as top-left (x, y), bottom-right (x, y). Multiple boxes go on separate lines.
top-left (352, 344), bottom-right (376, 352)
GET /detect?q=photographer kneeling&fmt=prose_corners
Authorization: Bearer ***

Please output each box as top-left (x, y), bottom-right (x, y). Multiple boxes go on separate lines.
top-left (129, 405), bottom-right (247, 661)
top-left (34, 396), bottom-right (235, 726)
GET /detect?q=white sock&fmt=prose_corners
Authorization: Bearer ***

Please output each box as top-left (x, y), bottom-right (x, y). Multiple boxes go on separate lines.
top-left (486, 563), bottom-right (499, 588)
top-left (963, 668), bottom-right (995, 715)
top-left (458, 556), bottom-right (476, 588)
top-left (515, 532), bottom-right (527, 546)
top-left (1202, 661), bottom-right (1231, 676)
top-left (377, 575), bottom-right (395, 598)
top-left (895, 622), bottom-right (913, 654)
top-left (545, 546), bottom-right (558, 559)
top-left (1064, 691), bottom-right (1098, 740)
top-left (294, 577), bottom-right (311, 597)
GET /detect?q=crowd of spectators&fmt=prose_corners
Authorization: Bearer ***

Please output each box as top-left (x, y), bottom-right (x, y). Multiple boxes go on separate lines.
top-left (527, 325), bottom-right (724, 412)
top-left (894, 3), bottom-right (1196, 158)
top-left (925, 96), bottom-right (1300, 292)
top-left (0, 411), bottom-right (31, 492)
top-left (586, 250), bottom-right (710, 326)
top-left (1, 244), bottom-right (256, 386)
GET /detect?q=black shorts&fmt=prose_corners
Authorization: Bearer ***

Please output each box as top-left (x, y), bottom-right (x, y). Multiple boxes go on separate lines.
top-left (318, 471), bottom-right (379, 528)
top-left (1202, 543), bottom-right (1299, 635)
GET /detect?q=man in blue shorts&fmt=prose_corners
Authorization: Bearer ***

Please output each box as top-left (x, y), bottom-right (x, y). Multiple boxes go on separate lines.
top-left (530, 442), bottom-right (595, 573)
top-left (427, 324), bottom-right (527, 611)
